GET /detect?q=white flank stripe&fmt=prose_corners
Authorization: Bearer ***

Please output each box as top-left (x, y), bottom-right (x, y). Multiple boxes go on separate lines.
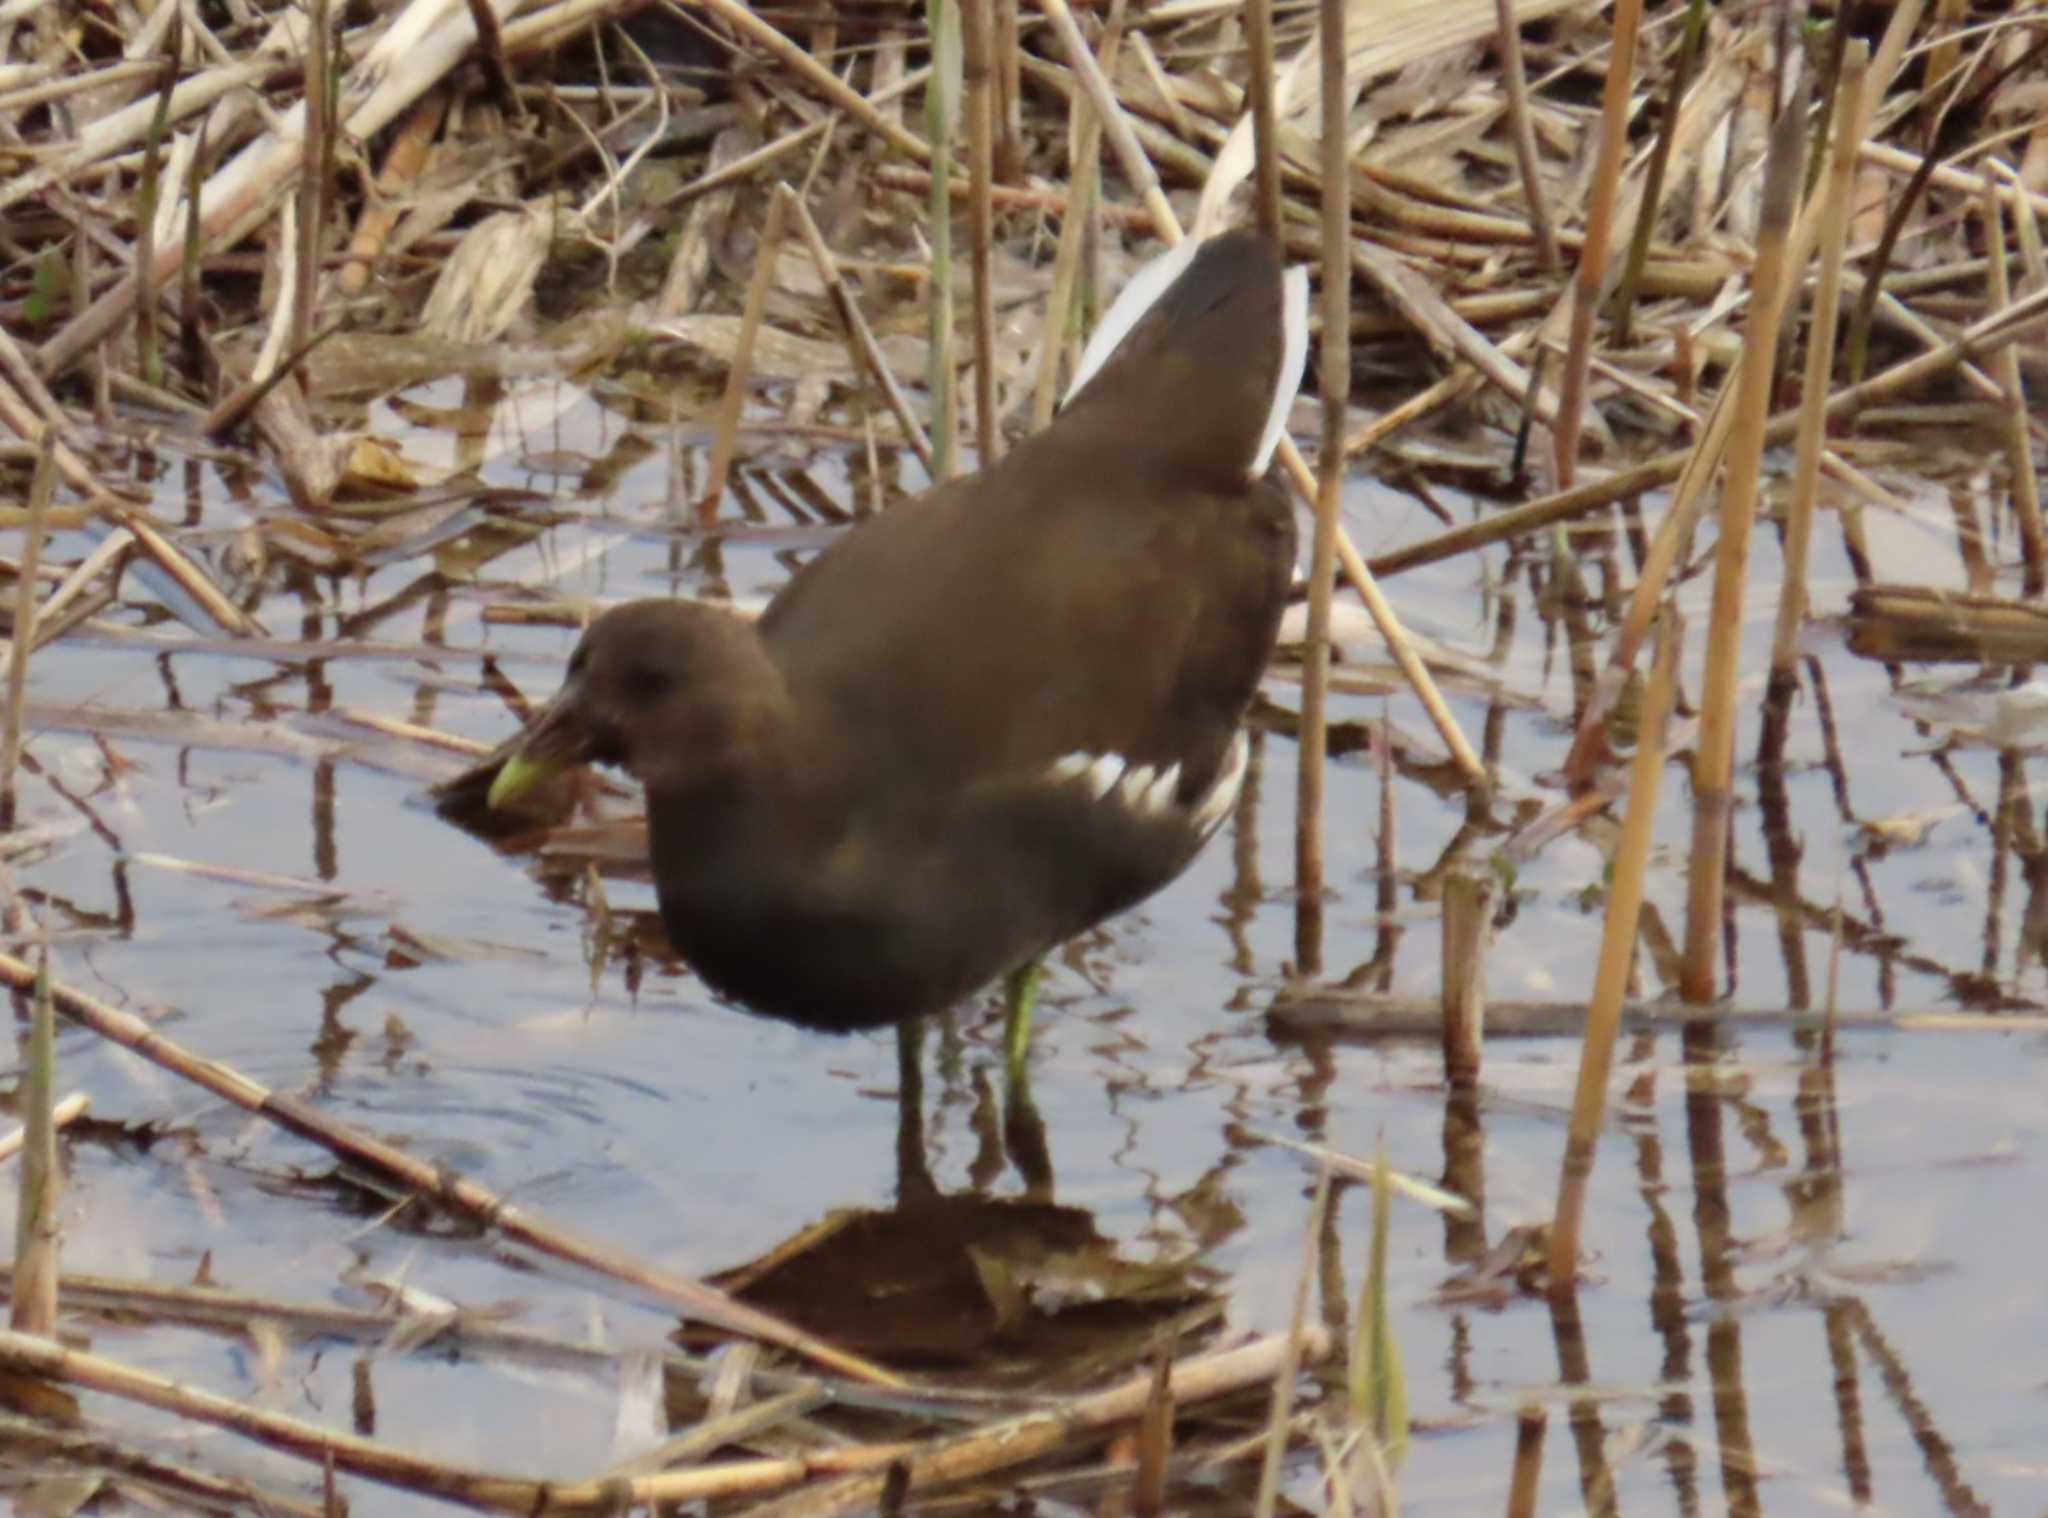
top-left (1191, 732), bottom-right (1249, 836)
top-left (1252, 266), bottom-right (1310, 478)
top-left (1063, 238), bottom-right (1202, 404)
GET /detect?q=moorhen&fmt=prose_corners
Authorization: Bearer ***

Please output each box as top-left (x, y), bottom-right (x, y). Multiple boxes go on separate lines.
top-left (488, 229), bottom-right (1309, 1042)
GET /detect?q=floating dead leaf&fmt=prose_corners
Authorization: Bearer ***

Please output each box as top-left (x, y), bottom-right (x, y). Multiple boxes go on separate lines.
top-left (1855, 811), bottom-right (1943, 852)
top-left (340, 434), bottom-right (428, 496)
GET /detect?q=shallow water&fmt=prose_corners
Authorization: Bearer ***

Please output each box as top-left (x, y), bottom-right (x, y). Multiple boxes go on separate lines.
top-left (4, 373), bottom-right (2045, 1516)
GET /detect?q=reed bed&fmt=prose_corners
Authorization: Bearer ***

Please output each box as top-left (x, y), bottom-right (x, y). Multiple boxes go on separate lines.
top-left (1, 0), bottom-right (2046, 1511)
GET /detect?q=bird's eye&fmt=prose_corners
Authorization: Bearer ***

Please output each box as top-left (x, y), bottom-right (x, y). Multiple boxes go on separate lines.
top-left (624, 662), bottom-right (674, 700)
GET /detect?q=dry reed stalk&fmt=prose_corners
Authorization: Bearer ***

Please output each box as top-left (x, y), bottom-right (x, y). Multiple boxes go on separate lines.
top-left (1396, 267), bottom-right (2048, 587)
top-left (1552, 0), bottom-right (1924, 783)
top-left (1769, 41), bottom-right (1868, 687)
top-left (879, 164), bottom-right (1150, 229)
top-left (1350, 239), bottom-right (1555, 429)
top-left (926, 0), bottom-right (963, 480)
top-left (1993, 159), bottom-right (2047, 293)
top-left (1505, 1406), bottom-right (1546, 1518)
top-left (0, 949), bottom-right (896, 1386)
top-left (741, 1327), bottom-right (1333, 1518)
top-left (1546, 610), bottom-right (1680, 1288)
top-left (962, 0), bottom-right (1001, 464)
top-left (1549, 0), bottom-right (1641, 489)
top-left (1678, 81), bottom-right (1808, 1005)
top-left (0, 1093), bottom-right (88, 1165)
top-left (698, 187), bottom-right (792, 524)
top-left (1134, 1348), bottom-right (1173, 1514)
top-left (1610, 0), bottom-right (1704, 345)
top-left (1492, 0), bottom-right (1557, 272)
top-left (293, 0), bottom-right (329, 368)
top-left (787, 196), bottom-right (937, 472)
top-left (339, 94), bottom-right (446, 297)
top-left (1295, 0), bottom-right (1350, 976)
top-left (692, 0), bottom-right (932, 165)
top-left (1027, 0), bottom-right (1124, 429)
top-left (1037, 0), bottom-right (1179, 243)
top-left (1984, 176), bottom-right (2046, 595)
top-left (0, 1322), bottom-right (683, 1515)
top-left (661, 66), bottom-right (932, 220)
top-left (1250, 1166), bottom-right (1331, 1518)
top-left (1439, 868), bottom-right (1491, 1087)
top-left (1243, 0), bottom-right (1282, 242)
top-left (0, 433), bottom-right (54, 831)
top-left (9, 932), bottom-right (57, 1335)
top-left (134, 29), bottom-right (178, 387)
top-left (993, 0), bottom-right (1024, 179)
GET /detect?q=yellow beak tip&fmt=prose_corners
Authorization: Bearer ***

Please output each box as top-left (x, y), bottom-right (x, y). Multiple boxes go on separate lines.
top-left (486, 753), bottom-right (561, 810)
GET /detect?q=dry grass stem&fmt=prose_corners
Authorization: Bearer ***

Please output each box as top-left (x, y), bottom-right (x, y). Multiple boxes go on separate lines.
top-left (1548, 611), bottom-right (1680, 1287)
top-left (1770, 41), bottom-right (1869, 685)
top-left (1295, 0), bottom-right (1351, 974)
top-left (1679, 79), bottom-right (1809, 1004)
top-left (1983, 177), bottom-right (2046, 594)
top-left (962, 0), bottom-right (1001, 463)
top-left (8, 933), bottom-right (58, 1335)
top-left (0, 1093), bottom-right (89, 1165)
top-left (699, 187), bottom-right (793, 523)
top-left (1251, 1166), bottom-right (1331, 1518)
top-left (0, 949), bottom-right (895, 1386)
top-left (787, 196), bottom-right (938, 470)
top-left (1440, 868), bottom-right (1492, 1087)
top-left (1491, 0), bottom-right (1557, 272)
top-left (1549, 0), bottom-right (1640, 489)
top-left (0, 433), bottom-right (55, 831)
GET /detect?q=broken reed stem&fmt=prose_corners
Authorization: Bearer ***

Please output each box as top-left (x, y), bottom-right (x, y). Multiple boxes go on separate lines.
top-left (1548, 610), bottom-right (1681, 1289)
top-left (134, 34), bottom-right (178, 387)
top-left (1037, 0), bottom-right (1179, 251)
top-left (1679, 81), bottom-right (1808, 1005)
top-left (0, 948), bottom-right (896, 1387)
top-left (1295, 0), bottom-right (1350, 977)
top-left (1770, 41), bottom-right (1868, 686)
top-left (745, 1327), bottom-right (1332, 1518)
top-left (787, 194), bottom-right (937, 472)
top-left (1244, 0), bottom-right (1282, 244)
top-left (9, 932), bottom-right (57, 1335)
top-left (1611, 0), bottom-right (1704, 344)
top-left (1492, 0), bottom-right (1558, 273)
top-left (1028, 0), bottom-right (1122, 430)
top-left (1984, 176), bottom-right (2046, 595)
top-left (926, 0), bottom-right (962, 480)
top-left (1251, 1166), bottom-right (1331, 1518)
top-left (1550, 0), bottom-right (1641, 488)
top-left (1351, 1146), bottom-right (1407, 1467)
top-left (1439, 868), bottom-right (1492, 1087)
top-left (294, 0), bottom-right (329, 370)
top-left (993, 0), bottom-right (1023, 180)
top-left (962, 0), bottom-right (1000, 465)
top-left (0, 1093), bottom-right (88, 1165)
top-left (0, 433), bottom-right (54, 832)
top-left (698, 186), bottom-right (792, 524)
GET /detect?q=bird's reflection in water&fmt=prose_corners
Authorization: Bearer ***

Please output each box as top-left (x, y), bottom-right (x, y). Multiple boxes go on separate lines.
top-left (710, 1015), bottom-right (1220, 1372)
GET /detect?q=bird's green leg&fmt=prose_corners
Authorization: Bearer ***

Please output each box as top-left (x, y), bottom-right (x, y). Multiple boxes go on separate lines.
top-left (1001, 959), bottom-right (1042, 1083)
top-left (999, 960), bottom-right (1052, 1198)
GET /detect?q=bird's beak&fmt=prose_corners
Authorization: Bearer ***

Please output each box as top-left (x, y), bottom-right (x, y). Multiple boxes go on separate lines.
top-left (486, 685), bottom-right (591, 809)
